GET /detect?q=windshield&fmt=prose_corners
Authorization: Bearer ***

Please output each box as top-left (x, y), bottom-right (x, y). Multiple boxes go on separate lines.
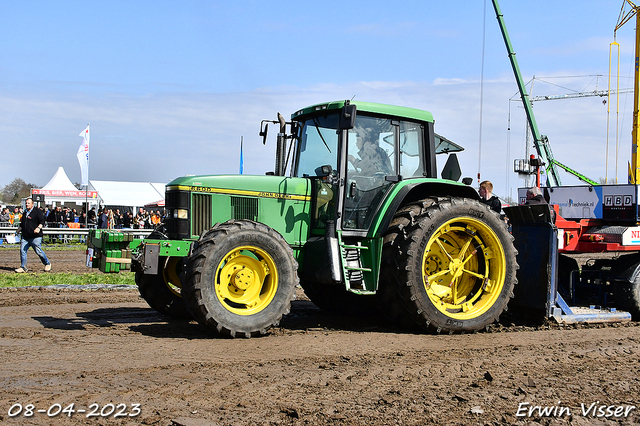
top-left (295, 115), bottom-right (339, 177)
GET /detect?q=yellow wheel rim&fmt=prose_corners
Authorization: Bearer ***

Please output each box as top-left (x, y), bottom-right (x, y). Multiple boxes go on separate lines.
top-left (215, 245), bottom-right (278, 315)
top-left (422, 217), bottom-right (506, 320)
top-left (162, 257), bottom-right (182, 297)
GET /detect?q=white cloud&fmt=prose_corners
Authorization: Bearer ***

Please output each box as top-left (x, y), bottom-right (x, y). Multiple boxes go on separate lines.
top-left (433, 78), bottom-right (470, 86)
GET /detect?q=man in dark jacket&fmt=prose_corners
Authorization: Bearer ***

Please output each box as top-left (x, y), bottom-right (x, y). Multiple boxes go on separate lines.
top-left (122, 210), bottom-right (132, 228)
top-left (88, 207), bottom-right (96, 225)
top-left (525, 186), bottom-right (556, 223)
top-left (478, 180), bottom-right (502, 214)
top-left (65, 207), bottom-right (75, 224)
top-left (15, 198), bottom-right (51, 273)
top-left (97, 209), bottom-right (108, 229)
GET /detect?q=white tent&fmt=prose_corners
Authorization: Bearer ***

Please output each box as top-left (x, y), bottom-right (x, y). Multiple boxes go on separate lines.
top-left (31, 167), bottom-right (98, 208)
top-left (89, 180), bottom-right (166, 211)
top-left (29, 168), bottom-right (166, 214)
top-left (42, 166), bottom-right (77, 191)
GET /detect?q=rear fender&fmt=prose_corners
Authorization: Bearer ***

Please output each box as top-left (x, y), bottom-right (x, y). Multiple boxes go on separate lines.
top-left (369, 180), bottom-right (480, 238)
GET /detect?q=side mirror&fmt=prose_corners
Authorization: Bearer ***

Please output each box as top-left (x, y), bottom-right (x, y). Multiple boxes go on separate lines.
top-left (259, 123), bottom-right (269, 145)
top-left (339, 104), bottom-right (357, 130)
top-left (462, 177), bottom-right (473, 185)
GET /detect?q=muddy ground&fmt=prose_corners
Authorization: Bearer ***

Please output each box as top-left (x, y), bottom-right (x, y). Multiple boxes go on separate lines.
top-left (0, 248), bottom-right (639, 426)
top-left (0, 245), bottom-right (90, 275)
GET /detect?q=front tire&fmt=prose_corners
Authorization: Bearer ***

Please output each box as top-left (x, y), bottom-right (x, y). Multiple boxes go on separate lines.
top-left (183, 220), bottom-right (298, 337)
top-left (136, 256), bottom-right (191, 319)
top-left (381, 197), bottom-right (518, 333)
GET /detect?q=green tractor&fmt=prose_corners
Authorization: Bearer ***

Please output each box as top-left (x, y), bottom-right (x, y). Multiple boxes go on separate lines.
top-left (126, 100), bottom-right (518, 337)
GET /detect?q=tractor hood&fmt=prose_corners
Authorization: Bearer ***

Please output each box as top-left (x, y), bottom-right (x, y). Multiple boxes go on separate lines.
top-left (166, 174), bottom-right (311, 201)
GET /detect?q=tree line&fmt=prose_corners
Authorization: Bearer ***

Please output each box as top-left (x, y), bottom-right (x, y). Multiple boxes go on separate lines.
top-left (0, 178), bottom-right (39, 205)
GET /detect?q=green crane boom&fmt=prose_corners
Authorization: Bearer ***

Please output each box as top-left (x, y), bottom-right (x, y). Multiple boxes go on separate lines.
top-left (491, 0), bottom-right (564, 187)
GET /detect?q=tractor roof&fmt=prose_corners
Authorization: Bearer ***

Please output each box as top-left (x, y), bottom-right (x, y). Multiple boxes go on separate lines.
top-left (292, 100), bottom-right (434, 123)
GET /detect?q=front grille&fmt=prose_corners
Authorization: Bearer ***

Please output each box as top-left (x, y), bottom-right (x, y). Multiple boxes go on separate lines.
top-left (165, 189), bottom-right (190, 239)
top-left (231, 196), bottom-right (258, 221)
top-left (192, 193), bottom-right (212, 237)
top-left (166, 190), bottom-right (189, 208)
top-left (166, 218), bottom-right (189, 239)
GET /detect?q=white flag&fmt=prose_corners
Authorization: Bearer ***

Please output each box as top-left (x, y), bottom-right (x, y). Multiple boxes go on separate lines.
top-left (77, 124), bottom-right (90, 186)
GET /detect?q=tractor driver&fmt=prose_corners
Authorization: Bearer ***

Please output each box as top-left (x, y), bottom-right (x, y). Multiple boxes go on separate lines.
top-left (348, 135), bottom-right (393, 177)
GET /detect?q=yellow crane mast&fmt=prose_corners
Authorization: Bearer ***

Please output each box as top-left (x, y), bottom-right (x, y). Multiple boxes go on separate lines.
top-left (616, 1), bottom-right (640, 183)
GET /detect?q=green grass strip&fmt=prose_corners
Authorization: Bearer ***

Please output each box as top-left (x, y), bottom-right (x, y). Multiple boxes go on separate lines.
top-left (1, 272), bottom-right (136, 288)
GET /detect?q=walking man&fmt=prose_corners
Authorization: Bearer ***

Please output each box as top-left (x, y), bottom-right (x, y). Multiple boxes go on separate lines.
top-left (15, 197), bottom-right (51, 273)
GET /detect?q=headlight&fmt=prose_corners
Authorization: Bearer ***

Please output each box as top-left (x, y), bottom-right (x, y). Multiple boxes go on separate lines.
top-left (173, 209), bottom-right (188, 219)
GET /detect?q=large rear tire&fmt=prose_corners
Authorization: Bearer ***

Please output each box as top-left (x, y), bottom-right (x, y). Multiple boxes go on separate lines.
top-left (381, 197), bottom-right (518, 333)
top-left (183, 220), bottom-right (298, 338)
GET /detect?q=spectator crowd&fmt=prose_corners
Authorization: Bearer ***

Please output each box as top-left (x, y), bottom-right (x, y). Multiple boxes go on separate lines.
top-left (1, 204), bottom-right (165, 243)
top-left (1, 206), bottom-right (24, 227)
top-left (91, 207), bottom-right (165, 230)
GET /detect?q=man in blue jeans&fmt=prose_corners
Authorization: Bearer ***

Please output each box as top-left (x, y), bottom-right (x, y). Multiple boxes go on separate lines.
top-left (15, 197), bottom-right (51, 273)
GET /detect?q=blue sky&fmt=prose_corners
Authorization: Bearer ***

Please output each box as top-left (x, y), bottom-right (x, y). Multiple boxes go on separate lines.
top-left (0, 0), bottom-right (635, 200)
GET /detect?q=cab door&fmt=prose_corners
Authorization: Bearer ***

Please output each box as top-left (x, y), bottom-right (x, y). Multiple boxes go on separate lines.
top-left (342, 115), bottom-right (397, 231)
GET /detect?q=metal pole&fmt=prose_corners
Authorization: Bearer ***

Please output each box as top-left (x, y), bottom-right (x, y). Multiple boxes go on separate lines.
top-left (85, 184), bottom-right (88, 229)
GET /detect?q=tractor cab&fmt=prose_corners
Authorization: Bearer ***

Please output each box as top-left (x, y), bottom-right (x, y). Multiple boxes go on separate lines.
top-left (286, 101), bottom-right (440, 235)
top-left (257, 100), bottom-right (472, 297)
